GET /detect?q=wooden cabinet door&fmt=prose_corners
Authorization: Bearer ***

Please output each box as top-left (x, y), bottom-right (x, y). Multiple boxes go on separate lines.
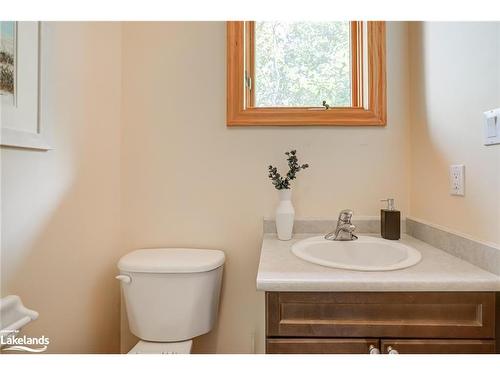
top-left (380, 339), bottom-right (496, 354)
top-left (267, 339), bottom-right (380, 354)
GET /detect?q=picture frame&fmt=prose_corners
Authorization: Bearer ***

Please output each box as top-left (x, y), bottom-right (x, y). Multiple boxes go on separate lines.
top-left (1, 22), bottom-right (51, 151)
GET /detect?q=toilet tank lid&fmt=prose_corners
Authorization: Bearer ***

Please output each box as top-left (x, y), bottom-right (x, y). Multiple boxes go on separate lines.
top-left (118, 248), bottom-right (225, 273)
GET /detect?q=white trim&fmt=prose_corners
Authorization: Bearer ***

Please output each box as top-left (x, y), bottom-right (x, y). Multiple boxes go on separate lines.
top-left (13, 21), bottom-right (18, 107)
top-left (0, 127), bottom-right (52, 150)
top-left (1, 22), bottom-right (50, 151)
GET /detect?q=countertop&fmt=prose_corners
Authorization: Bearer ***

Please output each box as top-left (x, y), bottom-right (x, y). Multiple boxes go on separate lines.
top-left (256, 233), bottom-right (500, 291)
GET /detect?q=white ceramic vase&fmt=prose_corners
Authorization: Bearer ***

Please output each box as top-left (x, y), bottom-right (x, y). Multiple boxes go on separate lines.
top-left (275, 189), bottom-right (295, 240)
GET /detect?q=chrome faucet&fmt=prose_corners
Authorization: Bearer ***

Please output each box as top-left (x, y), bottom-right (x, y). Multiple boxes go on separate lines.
top-left (325, 209), bottom-right (358, 241)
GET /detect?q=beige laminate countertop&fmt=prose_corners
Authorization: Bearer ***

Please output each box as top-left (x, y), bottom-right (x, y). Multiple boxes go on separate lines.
top-left (256, 233), bottom-right (500, 292)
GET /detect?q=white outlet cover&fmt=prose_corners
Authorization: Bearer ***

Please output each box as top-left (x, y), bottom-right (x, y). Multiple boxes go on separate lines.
top-left (449, 164), bottom-right (465, 196)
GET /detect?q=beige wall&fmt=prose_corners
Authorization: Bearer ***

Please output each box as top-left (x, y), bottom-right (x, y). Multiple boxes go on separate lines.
top-left (8, 21), bottom-right (497, 355)
top-left (409, 22), bottom-right (500, 245)
top-left (120, 21), bottom-right (411, 353)
top-left (1, 22), bottom-right (122, 353)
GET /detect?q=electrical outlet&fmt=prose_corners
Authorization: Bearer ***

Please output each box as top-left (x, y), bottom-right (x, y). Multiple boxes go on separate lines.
top-left (449, 164), bottom-right (465, 196)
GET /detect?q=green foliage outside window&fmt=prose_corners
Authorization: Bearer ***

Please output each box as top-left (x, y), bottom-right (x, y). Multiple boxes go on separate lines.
top-left (254, 21), bottom-right (351, 108)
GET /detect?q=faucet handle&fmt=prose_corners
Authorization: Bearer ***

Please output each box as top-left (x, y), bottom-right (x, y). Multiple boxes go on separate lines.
top-left (338, 209), bottom-right (353, 223)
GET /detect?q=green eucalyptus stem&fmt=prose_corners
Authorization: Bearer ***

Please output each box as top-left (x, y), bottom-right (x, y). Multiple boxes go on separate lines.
top-left (268, 150), bottom-right (309, 190)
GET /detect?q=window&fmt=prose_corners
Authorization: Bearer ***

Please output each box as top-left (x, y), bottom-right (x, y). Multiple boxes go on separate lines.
top-left (254, 21), bottom-right (352, 108)
top-left (227, 21), bottom-right (386, 126)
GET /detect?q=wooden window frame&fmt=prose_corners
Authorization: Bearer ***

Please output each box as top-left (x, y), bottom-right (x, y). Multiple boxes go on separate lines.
top-left (227, 21), bottom-right (386, 126)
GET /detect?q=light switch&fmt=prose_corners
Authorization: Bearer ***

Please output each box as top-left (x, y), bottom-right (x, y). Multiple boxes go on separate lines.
top-left (486, 116), bottom-right (497, 137)
top-left (483, 108), bottom-right (500, 145)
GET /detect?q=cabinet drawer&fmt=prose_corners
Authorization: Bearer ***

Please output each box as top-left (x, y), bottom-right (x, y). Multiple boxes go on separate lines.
top-left (381, 339), bottom-right (496, 354)
top-left (267, 338), bottom-right (379, 354)
top-left (266, 292), bottom-right (495, 339)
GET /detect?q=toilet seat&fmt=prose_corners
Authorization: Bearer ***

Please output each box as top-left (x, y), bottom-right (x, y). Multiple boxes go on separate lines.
top-left (128, 340), bottom-right (193, 354)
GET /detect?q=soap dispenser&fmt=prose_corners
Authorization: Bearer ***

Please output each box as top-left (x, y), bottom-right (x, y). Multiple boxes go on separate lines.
top-left (380, 198), bottom-right (400, 240)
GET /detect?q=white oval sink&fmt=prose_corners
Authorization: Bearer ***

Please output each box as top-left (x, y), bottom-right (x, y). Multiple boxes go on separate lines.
top-left (291, 235), bottom-right (422, 271)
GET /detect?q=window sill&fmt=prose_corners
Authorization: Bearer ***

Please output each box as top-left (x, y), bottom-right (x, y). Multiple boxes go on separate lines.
top-left (226, 107), bottom-right (386, 126)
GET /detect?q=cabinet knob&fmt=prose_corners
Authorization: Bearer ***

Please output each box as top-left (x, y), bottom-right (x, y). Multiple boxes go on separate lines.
top-left (369, 345), bottom-right (380, 354)
top-left (387, 346), bottom-right (399, 354)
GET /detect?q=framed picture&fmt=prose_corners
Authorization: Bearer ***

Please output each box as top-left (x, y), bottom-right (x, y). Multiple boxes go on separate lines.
top-left (0, 21), bottom-right (16, 104)
top-left (1, 21), bottom-right (51, 150)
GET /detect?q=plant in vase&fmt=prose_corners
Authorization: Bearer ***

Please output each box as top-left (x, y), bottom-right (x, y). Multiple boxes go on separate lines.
top-left (268, 150), bottom-right (309, 240)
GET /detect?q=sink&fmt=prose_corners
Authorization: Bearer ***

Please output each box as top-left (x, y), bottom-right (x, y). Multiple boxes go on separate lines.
top-left (291, 235), bottom-right (422, 271)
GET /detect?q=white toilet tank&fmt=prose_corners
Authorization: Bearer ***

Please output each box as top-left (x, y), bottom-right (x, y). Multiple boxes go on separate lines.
top-left (117, 248), bottom-right (225, 342)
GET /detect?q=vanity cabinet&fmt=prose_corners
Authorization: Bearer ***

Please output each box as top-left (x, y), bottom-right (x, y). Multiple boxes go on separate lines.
top-left (267, 339), bottom-right (380, 354)
top-left (265, 292), bottom-right (499, 354)
top-left (379, 339), bottom-right (495, 354)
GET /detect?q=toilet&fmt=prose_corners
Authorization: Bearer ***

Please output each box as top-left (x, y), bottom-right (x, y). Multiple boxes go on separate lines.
top-left (116, 248), bottom-right (225, 354)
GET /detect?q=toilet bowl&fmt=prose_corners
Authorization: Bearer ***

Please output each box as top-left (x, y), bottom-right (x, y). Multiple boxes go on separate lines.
top-left (116, 248), bottom-right (225, 354)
